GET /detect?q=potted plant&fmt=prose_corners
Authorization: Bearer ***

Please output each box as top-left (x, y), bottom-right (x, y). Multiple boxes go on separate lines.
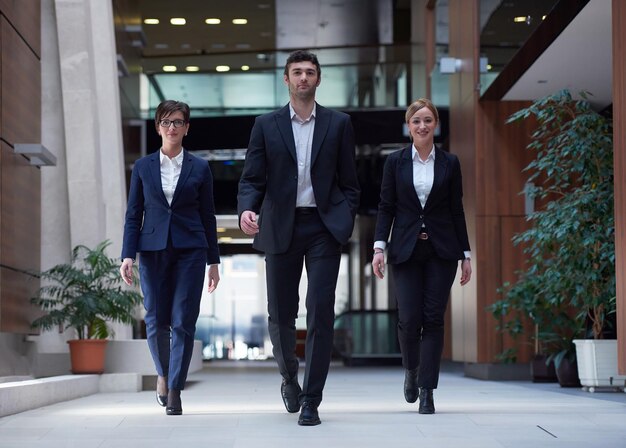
top-left (31, 240), bottom-right (143, 374)
top-left (490, 90), bottom-right (619, 389)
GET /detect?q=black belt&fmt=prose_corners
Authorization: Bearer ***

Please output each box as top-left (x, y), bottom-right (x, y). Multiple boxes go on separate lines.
top-left (295, 207), bottom-right (317, 215)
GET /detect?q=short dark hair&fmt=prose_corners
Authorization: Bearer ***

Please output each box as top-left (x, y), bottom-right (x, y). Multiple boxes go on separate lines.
top-left (155, 100), bottom-right (190, 125)
top-left (283, 50), bottom-right (321, 77)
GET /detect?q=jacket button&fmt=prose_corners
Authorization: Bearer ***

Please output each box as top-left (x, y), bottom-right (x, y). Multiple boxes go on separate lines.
top-left (420, 214), bottom-right (424, 219)
top-left (168, 209), bottom-right (172, 214)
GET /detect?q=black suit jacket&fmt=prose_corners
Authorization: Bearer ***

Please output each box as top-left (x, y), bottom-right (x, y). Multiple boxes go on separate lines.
top-left (374, 145), bottom-right (470, 264)
top-left (237, 103), bottom-right (360, 254)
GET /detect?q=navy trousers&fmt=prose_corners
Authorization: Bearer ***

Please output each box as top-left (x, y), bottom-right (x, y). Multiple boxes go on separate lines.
top-left (139, 241), bottom-right (206, 390)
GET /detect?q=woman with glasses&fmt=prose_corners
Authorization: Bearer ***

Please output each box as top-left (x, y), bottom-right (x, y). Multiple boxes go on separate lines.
top-left (120, 100), bottom-right (220, 415)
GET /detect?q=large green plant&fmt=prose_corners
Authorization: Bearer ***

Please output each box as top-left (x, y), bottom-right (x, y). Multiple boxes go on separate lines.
top-left (31, 241), bottom-right (143, 339)
top-left (491, 90), bottom-right (615, 362)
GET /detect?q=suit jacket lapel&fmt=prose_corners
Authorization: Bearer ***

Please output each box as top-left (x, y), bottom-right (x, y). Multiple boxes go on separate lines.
top-left (311, 103), bottom-right (329, 166)
top-left (171, 149), bottom-right (192, 206)
top-left (401, 146), bottom-right (422, 210)
top-left (148, 152), bottom-right (169, 205)
top-left (425, 148), bottom-right (447, 210)
top-left (275, 105), bottom-right (297, 163)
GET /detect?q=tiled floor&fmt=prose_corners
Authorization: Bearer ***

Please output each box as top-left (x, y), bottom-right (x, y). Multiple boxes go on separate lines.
top-left (1, 361), bottom-right (625, 447)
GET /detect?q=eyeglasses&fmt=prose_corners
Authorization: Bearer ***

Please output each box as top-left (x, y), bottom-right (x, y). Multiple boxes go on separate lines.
top-left (159, 119), bottom-right (186, 128)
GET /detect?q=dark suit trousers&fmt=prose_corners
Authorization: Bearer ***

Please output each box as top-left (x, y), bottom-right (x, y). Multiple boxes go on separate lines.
top-left (391, 239), bottom-right (457, 389)
top-left (265, 209), bottom-right (341, 406)
top-left (139, 239), bottom-right (207, 390)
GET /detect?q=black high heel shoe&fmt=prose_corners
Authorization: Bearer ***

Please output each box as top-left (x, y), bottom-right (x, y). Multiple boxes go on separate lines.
top-left (166, 389), bottom-right (182, 415)
top-left (156, 376), bottom-right (168, 407)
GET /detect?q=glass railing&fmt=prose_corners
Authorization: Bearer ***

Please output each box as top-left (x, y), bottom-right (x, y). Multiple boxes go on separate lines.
top-left (333, 310), bottom-right (401, 366)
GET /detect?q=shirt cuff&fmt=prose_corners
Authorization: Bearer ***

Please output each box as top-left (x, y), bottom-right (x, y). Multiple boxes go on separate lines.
top-left (373, 241), bottom-right (386, 251)
top-left (463, 251), bottom-right (471, 259)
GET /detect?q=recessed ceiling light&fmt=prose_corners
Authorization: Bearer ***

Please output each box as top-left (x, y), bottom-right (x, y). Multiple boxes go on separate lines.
top-left (185, 66), bottom-right (200, 72)
top-left (232, 18), bottom-right (248, 25)
top-left (180, 43), bottom-right (191, 49)
top-left (486, 64), bottom-right (492, 71)
top-left (513, 16), bottom-right (527, 23)
top-left (241, 65), bottom-right (250, 71)
top-left (163, 65), bottom-right (177, 72)
top-left (542, 15), bottom-right (547, 20)
top-left (144, 18), bottom-right (159, 25)
top-left (154, 43), bottom-right (169, 49)
top-left (170, 18), bottom-right (186, 25)
top-left (205, 18), bottom-right (221, 25)
top-left (216, 65), bottom-right (230, 72)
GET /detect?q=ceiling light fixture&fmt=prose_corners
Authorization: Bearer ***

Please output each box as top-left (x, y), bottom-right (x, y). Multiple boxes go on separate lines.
top-left (170, 18), bottom-right (186, 25)
top-left (513, 16), bottom-right (527, 23)
top-left (241, 65), bottom-right (250, 71)
top-left (143, 18), bottom-right (159, 25)
top-left (205, 18), bottom-right (221, 25)
top-left (185, 66), bottom-right (200, 72)
top-left (163, 65), bottom-right (177, 72)
top-left (232, 18), bottom-right (248, 25)
top-left (216, 65), bottom-right (230, 72)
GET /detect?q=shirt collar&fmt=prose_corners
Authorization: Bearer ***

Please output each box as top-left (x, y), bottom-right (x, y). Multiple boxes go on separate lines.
top-left (289, 103), bottom-right (316, 123)
top-left (159, 148), bottom-right (184, 167)
top-left (412, 144), bottom-right (436, 162)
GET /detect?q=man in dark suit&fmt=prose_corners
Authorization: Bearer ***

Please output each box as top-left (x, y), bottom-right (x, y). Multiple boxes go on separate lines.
top-left (237, 50), bottom-right (360, 426)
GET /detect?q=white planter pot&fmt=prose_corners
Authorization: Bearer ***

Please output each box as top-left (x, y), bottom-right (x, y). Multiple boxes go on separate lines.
top-left (573, 339), bottom-right (626, 392)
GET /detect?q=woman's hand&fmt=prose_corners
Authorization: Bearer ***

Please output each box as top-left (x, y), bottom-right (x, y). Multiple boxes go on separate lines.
top-left (460, 258), bottom-right (472, 285)
top-left (120, 258), bottom-right (134, 285)
top-left (372, 252), bottom-right (385, 279)
top-left (207, 264), bottom-right (220, 293)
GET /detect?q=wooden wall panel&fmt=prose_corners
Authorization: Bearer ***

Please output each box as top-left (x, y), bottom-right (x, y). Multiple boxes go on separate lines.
top-left (613, 0), bottom-right (626, 375)
top-left (0, 142), bottom-right (41, 333)
top-left (0, 0), bottom-right (41, 57)
top-left (0, 16), bottom-right (41, 144)
top-left (0, 8), bottom-right (42, 333)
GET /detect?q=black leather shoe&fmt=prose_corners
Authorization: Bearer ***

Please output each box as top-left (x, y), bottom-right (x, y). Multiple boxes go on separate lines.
top-left (156, 375), bottom-right (168, 407)
top-left (404, 368), bottom-right (419, 403)
top-left (418, 388), bottom-right (435, 414)
top-left (281, 377), bottom-right (302, 413)
top-left (165, 389), bottom-right (182, 415)
top-left (298, 402), bottom-right (321, 426)
top-left (156, 392), bottom-right (167, 407)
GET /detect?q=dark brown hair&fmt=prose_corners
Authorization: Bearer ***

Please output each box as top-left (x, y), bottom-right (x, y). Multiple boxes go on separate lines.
top-left (284, 50), bottom-right (321, 77)
top-left (155, 100), bottom-right (190, 126)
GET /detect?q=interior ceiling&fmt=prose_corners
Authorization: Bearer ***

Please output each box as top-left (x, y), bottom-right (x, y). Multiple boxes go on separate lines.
top-left (502, 0), bottom-right (612, 109)
top-left (130, 0), bottom-right (612, 107)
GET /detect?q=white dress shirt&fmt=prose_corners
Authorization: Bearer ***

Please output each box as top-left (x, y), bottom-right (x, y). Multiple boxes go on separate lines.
top-left (160, 149), bottom-right (184, 206)
top-left (290, 103), bottom-right (317, 208)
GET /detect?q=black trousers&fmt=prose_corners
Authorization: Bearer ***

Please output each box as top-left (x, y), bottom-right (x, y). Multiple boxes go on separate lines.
top-left (390, 239), bottom-right (458, 389)
top-left (265, 209), bottom-right (341, 406)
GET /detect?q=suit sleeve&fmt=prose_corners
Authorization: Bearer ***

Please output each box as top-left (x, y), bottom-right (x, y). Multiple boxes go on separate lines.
top-left (199, 161), bottom-right (220, 265)
top-left (373, 154), bottom-right (397, 243)
top-left (337, 114), bottom-right (361, 216)
top-left (449, 155), bottom-right (471, 252)
top-left (237, 116), bottom-right (267, 224)
top-left (121, 161), bottom-right (144, 260)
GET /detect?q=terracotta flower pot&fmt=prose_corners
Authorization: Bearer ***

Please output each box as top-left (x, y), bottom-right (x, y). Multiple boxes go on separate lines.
top-left (67, 339), bottom-right (108, 374)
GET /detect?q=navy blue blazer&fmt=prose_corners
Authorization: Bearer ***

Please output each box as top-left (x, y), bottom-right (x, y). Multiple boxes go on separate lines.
top-left (121, 149), bottom-right (220, 265)
top-left (237, 103), bottom-right (361, 254)
top-left (374, 145), bottom-right (470, 264)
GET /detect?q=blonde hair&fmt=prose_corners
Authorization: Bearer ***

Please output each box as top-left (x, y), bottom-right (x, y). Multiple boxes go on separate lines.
top-left (405, 98), bottom-right (439, 124)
